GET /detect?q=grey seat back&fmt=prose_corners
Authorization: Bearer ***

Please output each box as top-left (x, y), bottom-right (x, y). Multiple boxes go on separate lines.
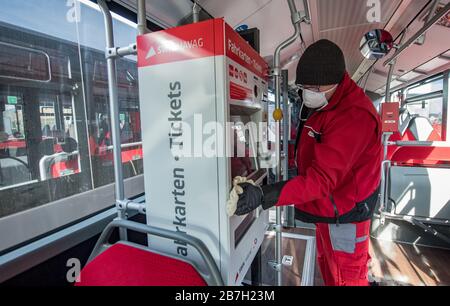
top-left (408, 116), bottom-right (434, 141)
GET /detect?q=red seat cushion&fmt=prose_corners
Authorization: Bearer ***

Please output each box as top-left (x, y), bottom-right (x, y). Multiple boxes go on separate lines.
top-left (391, 146), bottom-right (450, 166)
top-left (76, 243), bottom-right (207, 286)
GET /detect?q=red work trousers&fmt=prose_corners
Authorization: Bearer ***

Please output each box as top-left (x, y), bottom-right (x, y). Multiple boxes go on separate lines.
top-left (315, 220), bottom-right (371, 286)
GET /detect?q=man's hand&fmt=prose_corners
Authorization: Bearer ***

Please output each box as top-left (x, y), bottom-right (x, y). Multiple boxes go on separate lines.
top-left (234, 182), bottom-right (264, 216)
top-left (226, 177), bottom-right (289, 216)
top-left (226, 176), bottom-right (261, 216)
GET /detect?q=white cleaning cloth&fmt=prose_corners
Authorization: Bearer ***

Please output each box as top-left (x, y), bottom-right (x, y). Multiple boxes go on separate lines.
top-left (226, 176), bottom-right (256, 217)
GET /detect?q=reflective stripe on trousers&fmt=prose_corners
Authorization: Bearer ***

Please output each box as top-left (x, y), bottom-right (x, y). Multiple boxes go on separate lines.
top-left (316, 219), bottom-right (371, 286)
top-left (329, 224), bottom-right (369, 254)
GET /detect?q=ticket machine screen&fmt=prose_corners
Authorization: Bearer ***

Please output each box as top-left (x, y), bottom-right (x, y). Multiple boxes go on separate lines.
top-left (230, 116), bottom-right (259, 180)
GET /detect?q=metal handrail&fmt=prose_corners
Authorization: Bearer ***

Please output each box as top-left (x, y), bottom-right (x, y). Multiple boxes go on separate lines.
top-left (282, 69), bottom-right (295, 228)
top-left (374, 212), bottom-right (450, 226)
top-left (384, 2), bottom-right (450, 67)
top-left (39, 151), bottom-right (79, 181)
top-left (193, 1), bottom-right (201, 23)
top-left (95, 0), bottom-right (223, 287)
top-left (385, 30), bottom-right (407, 102)
top-left (88, 220), bottom-right (224, 286)
top-left (390, 141), bottom-right (435, 147)
top-left (373, 212), bottom-right (450, 245)
top-left (404, 90), bottom-right (443, 104)
top-left (98, 0), bottom-right (128, 240)
top-left (416, 0), bottom-right (441, 46)
top-left (105, 141), bottom-right (143, 151)
top-left (379, 159), bottom-right (391, 221)
top-left (137, 0), bottom-right (148, 35)
top-left (271, 0), bottom-right (309, 287)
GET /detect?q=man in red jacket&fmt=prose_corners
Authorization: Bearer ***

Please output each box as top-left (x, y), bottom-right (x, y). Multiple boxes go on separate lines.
top-left (232, 39), bottom-right (382, 286)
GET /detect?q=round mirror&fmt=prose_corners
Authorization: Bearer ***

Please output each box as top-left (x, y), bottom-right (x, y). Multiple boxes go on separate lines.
top-left (360, 29), bottom-right (394, 60)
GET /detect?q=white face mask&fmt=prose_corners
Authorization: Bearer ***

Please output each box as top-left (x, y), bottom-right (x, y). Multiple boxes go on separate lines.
top-left (302, 85), bottom-right (337, 110)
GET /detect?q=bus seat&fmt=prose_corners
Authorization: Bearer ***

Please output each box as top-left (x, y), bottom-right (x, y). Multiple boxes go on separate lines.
top-left (50, 158), bottom-right (79, 178)
top-left (387, 130), bottom-right (415, 161)
top-left (392, 108), bottom-right (440, 142)
top-left (121, 147), bottom-right (143, 163)
top-left (408, 116), bottom-right (435, 141)
top-left (387, 114), bottom-right (442, 163)
top-left (75, 220), bottom-right (223, 287)
top-left (391, 146), bottom-right (450, 166)
top-left (76, 243), bottom-right (207, 286)
top-left (398, 106), bottom-right (412, 136)
top-left (50, 137), bottom-right (80, 178)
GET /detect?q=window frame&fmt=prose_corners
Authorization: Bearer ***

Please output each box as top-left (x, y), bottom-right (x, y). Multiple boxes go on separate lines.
top-left (0, 41), bottom-right (52, 83)
top-left (398, 70), bottom-right (449, 144)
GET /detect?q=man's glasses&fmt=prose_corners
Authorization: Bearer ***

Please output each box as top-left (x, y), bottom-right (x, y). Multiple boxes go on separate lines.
top-left (295, 84), bottom-right (321, 92)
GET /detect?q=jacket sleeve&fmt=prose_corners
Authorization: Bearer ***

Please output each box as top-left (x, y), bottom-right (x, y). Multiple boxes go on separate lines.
top-left (277, 108), bottom-right (377, 207)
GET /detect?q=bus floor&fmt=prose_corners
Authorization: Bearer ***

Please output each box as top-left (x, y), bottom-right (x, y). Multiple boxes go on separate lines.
top-left (250, 227), bottom-right (450, 286)
top-left (369, 236), bottom-right (450, 286)
top-left (246, 227), bottom-right (321, 286)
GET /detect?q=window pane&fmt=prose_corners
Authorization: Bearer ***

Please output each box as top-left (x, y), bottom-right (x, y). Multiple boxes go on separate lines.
top-left (0, 0), bottom-right (93, 217)
top-left (405, 76), bottom-right (444, 99)
top-left (77, 1), bottom-right (143, 188)
top-left (406, 97), bottom-right (444, 141)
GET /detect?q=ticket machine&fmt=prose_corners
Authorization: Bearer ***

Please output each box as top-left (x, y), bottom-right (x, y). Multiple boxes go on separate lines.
top-left (137, 18), bottom-right (270, 285)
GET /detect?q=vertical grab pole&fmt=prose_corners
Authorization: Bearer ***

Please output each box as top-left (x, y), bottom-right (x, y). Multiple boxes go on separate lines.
top-left (379, 54), bottom-right (396, 224)
top-left (193, 1), bottom-right (201, 23)
top-left (282, 69), bottom-right (295, 227)
top-left (98, 0), bottom-right (127, 240)
top-left (384, 62), bottom-right (395, 103)
top-left (282, 70), bottom-right (290, 182)
top-left (385, 29), bottom-right (407, 102)
top-left (137, 0), bottom-right (149, 35)
top-left (272, 0), bottom-right (307, 286)
top-left (383, 2), bottom-right (450, 67)
top-left (380, 31), bottom-right (406, 223)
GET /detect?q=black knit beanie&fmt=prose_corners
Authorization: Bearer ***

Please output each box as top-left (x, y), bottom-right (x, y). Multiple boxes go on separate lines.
top-left (296, 39), bottom-right (346, 86)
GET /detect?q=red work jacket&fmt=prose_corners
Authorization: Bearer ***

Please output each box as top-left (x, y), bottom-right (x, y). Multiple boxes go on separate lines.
top-left (277, 73), bottom-right (382, 219)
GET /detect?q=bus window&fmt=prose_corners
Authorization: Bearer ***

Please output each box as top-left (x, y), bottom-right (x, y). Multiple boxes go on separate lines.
top-left (2, 102), bottom-right (25, 139)
top-left (0, 0), bottom-right (147, 253)
top-left (405, 76), bottom-right (443, 98)
top-left (77, 2), bottom-right (144, 189)
top-left (1, 95), bottom-right (29, 187)
top-left (402, 75), bottom-right (446, 142)
top-left (0, 0), bottom-right (95, 222)
top-left (405, 97), bottom-right (444, 141)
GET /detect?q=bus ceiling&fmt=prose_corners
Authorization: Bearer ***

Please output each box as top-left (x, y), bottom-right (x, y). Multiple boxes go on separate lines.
top-left (112, 0), bottom-right (450, 96)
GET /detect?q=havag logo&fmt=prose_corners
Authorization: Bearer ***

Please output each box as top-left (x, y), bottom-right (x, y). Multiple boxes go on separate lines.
top-left (146, 47), bottom-right (157, 60)
top-left (145, 38), bottom-right (205, 60)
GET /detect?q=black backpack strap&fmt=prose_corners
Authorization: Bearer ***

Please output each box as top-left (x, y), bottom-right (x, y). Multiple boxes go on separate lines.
top-left (293, 120), bottom-right (304, 162)
top-left (294, 107), bottom-right (314, 162)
